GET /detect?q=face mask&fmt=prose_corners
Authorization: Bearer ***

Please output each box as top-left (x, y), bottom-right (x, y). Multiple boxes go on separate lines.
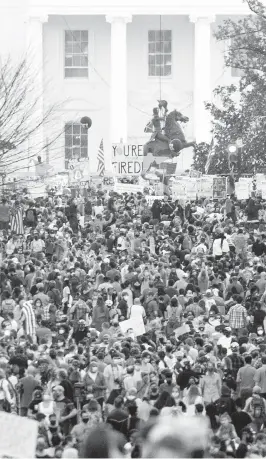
top-left (82, 418), bottom-right (89, 423)
top-left (113, 359), bottom-right (120, 365)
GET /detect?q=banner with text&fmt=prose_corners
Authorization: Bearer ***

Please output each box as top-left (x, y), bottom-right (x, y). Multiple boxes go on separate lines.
top-left (114, 183), bottom-right (144, 194)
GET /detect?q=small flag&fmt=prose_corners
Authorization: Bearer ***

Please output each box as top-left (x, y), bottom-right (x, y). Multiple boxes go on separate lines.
top-left (97, 138), bottom-right (105, 176)
top-left (205, 139), bottom-right (215, 174)
top-left (10, 206), bottom-right (24, 235)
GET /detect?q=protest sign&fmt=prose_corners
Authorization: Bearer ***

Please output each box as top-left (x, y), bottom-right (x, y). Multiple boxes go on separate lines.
top-left (261, 182), bottom-right (266, 199)
top-left (174, 323), bottom-right (190, 338)
top-left (145, 196), bottom-right (164, 206)
top-left (0, 412), bottom-right (38, 458)
top-left (112, 144), bottom-right (143, 175)
top-left (119, 317), bottom-right (146, 337)
top-left (114, 183), bottom-right (144, 194)
top-left (171, 180), bottom-right (186, 200)
top-left (198, 176), bottom-right (213, 198)
top-left (213, 177), bottom-right (227, 199)
top-left (235, 179), bottom-right (251, 200)
top-left (185, 178), bottom-right (198, 200)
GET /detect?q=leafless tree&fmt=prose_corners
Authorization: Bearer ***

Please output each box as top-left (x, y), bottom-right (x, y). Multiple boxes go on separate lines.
top-left (0, 56), bottom-right (64, 181)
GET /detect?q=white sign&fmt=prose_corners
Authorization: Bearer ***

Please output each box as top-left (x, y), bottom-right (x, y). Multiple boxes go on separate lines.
top-left (145, 195), bottom-right (164, 206)
top-left (114, 183), bottom-right (144, 194)
top-left (120, 316), bottom-right (146, 337)
top-left (198, 176), bottom-right (213, 198)
top-left (112, 144), bottom-right (143, 175)
top-left (0, 412), bottom-right (38, 458)
top-left (261, 182), bottom-right (266, 199)
top-left (235, 179), bottom-right (251, 200)
top-left (185, 178), bottom-right (198, 200)
top-left (171, 181), bottom-right (186, 200)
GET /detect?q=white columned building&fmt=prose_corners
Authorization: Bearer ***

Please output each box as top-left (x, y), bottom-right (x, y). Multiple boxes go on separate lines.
top-left (106, 15), bottom-right (132, 145)
top-left (25, 14), bottom-right (47, 157)
top-left (190, 15), bottom-right (215, 144)
top-left (0, 0), bottom-right (250, 174)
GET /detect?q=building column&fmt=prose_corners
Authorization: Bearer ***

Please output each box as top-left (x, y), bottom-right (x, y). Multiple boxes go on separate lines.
top-left (190, 15), bottom-right (215, 144)
top-left (106, 15), bottom-right (132, 145)
top-left (25, 15), bottom-right (48, 162)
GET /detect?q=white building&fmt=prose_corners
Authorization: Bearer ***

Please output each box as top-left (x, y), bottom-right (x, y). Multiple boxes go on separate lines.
top-left (0, 0), bottom-right (251, 174)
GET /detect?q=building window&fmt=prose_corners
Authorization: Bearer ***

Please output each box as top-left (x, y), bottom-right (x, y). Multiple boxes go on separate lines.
top-left (148, 30), bottom-right (172, 77)
top-left (64, 30), bottom-right (88, 78)
top-left (65, 122), bottom-right (88, 169)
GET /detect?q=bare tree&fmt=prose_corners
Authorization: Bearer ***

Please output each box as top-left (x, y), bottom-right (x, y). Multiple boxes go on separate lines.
top-left (0, 56), bottom-right (64, 181)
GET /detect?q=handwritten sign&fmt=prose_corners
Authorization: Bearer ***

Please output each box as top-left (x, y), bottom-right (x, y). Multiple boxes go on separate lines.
top-left (0, 412), bottom-right (38, 458)
top-left (112, 144), bottom-right (143, 175)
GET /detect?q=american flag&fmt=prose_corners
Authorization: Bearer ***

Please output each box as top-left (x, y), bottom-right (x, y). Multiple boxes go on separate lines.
top-left (205, 138), bottom-right (215, 174)
top-left (97, 138), bottom-right (105, 176)
top-left (10, 206), bottom-right (24, 235)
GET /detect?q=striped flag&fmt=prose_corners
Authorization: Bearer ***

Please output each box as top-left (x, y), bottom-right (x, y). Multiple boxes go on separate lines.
top-left (205, 139), bottom-right (215, 174)
top-left (97, 138), bottom-right (105, 176)
top-left (10, 206), bottom-right (24, 235)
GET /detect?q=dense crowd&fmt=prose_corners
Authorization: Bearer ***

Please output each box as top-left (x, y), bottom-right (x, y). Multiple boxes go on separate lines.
top-left (1, 187), bottom-right (266, 458)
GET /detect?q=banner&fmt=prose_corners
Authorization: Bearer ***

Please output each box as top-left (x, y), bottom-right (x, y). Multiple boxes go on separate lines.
top-left (112, 144), bottom-right (143, 175)
top-left (114, 183), bottom-right (144, 194)
top-left (213, 176), bottom-right (227, 199)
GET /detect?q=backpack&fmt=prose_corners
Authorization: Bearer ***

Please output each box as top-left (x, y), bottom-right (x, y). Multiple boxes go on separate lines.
top-left (214, 397), bottom-right (230, 416)
top-left (250, 396), bottom-right (265, 418)
top-left (26, 209), bottom-right (35, 223)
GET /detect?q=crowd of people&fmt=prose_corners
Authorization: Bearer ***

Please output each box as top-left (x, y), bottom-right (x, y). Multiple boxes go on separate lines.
top-left (1, 186), bottom-right (266, 458)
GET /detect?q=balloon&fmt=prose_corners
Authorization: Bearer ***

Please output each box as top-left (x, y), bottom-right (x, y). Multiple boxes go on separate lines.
top-left (80, 116), bottom-right (92, 129)
top-left (169, 138), bottom-right (182, 153)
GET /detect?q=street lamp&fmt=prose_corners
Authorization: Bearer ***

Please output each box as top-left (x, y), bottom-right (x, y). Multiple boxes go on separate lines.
top-left (227, 144), bottom-right (238, 171)
top-left (80, 116), bottom-right (92, 130)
